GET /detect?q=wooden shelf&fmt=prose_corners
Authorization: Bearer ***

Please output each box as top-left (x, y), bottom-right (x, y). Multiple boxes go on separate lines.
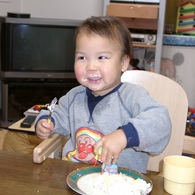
top-left (106, 3), bottom-right (159, 19)
top-left (133, 43), bottom-right (156, 48)
top-left (106, 3), bottom-right (159, 30)
top-left (119, 17), bottom-right (158, 30)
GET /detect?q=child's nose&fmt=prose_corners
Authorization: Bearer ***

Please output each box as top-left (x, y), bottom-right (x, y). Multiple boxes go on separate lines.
top-left (86, 61), bottom-right (97, 70)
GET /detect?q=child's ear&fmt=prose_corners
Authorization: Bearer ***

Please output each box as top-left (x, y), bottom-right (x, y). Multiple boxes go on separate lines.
top-left (121, 55), bottom-right (130, 73)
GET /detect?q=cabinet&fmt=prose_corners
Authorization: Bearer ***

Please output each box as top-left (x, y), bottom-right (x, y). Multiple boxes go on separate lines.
top-left (103, 0), bottom-right (166, 73)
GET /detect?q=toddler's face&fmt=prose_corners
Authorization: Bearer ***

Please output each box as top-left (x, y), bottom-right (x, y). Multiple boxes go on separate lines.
top-left (74, 33), bottom-right (129, 96)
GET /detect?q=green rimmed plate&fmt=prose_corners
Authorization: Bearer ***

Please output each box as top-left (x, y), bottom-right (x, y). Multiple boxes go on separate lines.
top-left (66, 166), bottom-right (153, 194)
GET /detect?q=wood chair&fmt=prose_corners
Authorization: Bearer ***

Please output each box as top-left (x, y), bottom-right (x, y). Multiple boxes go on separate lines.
top-left (33, 70), bottom-right (189, 172)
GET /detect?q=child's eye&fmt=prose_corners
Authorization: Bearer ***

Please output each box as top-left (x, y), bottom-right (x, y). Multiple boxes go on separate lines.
top-left (77, 56), bottom-right (86, 60)
top-left (98, 56), bottom-right (107, 60)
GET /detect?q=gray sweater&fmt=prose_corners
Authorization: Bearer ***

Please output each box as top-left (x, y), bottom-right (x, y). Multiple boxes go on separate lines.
top-left (36, 82), bottom-right (171, 173)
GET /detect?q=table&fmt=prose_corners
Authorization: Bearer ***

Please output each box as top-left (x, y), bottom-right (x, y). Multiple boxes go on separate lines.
top-left (8, 117), bottom-right (35, 132)
top-left (0, 150), bottom-right (169, 195)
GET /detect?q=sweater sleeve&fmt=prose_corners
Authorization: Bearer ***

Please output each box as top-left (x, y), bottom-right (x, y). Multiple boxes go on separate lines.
top-left (119, 83), bottom-right (172, 155)
top-left (120, 123), bottom-right (140, 148)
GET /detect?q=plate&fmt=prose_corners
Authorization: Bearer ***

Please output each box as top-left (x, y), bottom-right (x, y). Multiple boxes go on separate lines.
top-left (66, 166), bottom-right (153, 195)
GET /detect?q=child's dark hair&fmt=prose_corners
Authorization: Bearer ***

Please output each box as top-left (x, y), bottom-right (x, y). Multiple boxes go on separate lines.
top-left (75, 16), bottom-right (132, 59)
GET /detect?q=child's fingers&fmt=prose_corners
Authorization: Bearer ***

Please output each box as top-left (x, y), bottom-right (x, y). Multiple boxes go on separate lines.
top-left (36, 120), bottom-right (54, 139)
top-left (93, 139), bottom-right (103, 154)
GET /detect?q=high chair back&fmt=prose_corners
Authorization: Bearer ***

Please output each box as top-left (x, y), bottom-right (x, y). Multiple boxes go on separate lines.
top-left (121, 70), bottom-right (188, 172)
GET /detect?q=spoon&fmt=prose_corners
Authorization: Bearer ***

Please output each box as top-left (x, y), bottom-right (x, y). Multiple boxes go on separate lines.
top-left (47, 97), bottom-right (58, 123)
top-left (101, 162), bottom-right (118, 175)
top-left (95, 147), bottom-right (118, 174)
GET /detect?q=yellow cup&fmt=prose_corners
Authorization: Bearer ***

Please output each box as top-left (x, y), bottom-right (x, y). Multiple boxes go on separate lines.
top-left (163, 155), bottom-right (195, 195)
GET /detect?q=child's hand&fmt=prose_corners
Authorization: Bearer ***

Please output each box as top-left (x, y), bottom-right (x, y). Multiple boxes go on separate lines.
top-left (93, 129), bottom-right (127, 165)
top-left (36, 119), bottom-right (54, 139)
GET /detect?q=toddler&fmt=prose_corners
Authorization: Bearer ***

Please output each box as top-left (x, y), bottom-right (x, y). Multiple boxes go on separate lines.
top-left (35, 16), bottom-right (171, 173)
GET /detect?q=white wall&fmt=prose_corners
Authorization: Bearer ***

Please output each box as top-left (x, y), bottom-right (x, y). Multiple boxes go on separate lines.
top-left (22, 0), bottom-right (104, 19)
top-left (0, 0), bottom-right (21, 16)
top-left (162, 45), bottom-right (195, 107)
top-left (0, 0), bottom-right (104, 19)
